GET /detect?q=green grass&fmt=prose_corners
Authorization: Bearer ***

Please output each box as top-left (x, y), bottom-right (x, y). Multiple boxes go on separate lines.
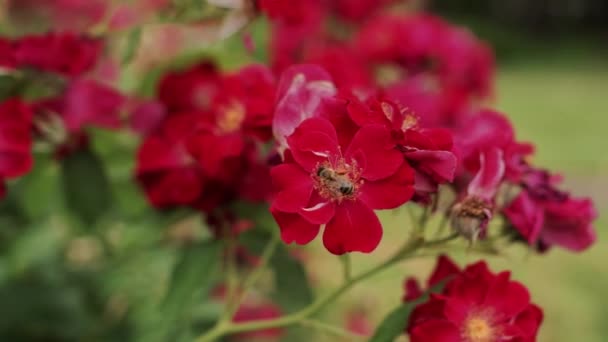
top-left (306, 59), bottom-right (608, 341)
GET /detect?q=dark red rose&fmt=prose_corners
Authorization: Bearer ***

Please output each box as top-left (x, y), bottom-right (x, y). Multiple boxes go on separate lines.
top-left (0, 38), bottom-right (16, 68)
top-left (271, 117), bottom-right (414, 254)
top-left (0, 98), bottom-right (33, 180)
top-left (14, 32), bottom-right (102, 77)
top-left (158, 61), bottom-right (221, 113)
top-left (504, 167), bottom-right (597, 252)
top-left (408, 260), bottom-right (543, 342)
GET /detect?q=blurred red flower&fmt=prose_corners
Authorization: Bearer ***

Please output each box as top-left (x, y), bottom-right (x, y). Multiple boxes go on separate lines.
top-left (504, 167), bottom-right (597, 252)
top-left (13, 32), bottom-right (102, 77)
top-left (231, 302), bottom-right (284, 341)
top-left (0, 98), bottom-right (33, 199)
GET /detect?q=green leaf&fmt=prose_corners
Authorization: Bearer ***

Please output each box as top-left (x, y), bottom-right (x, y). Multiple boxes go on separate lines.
top-left (122, 27), bottom-right (142, 65)
top-left (0, 74), bottom-right (20, 101)
top-left (270, 245), bottom-right (313, 312)
top-left (239, 229), bottom-right (314, 312)
top-left (369, 281), bottom-right (449, 342)
top-left (61, 148), bottom-right (112, 226)
top-left (161, 240), bottom-right (222, 316)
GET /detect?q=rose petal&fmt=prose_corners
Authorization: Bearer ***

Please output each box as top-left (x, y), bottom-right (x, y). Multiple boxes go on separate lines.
top-left (405, 149), bottom-right (457, 183)
top-left (322, 200), bottom-right (382, 254)
top-left (271, 208), bottom-right (321, 245)
top-left (273, 64), bottom-right (336, 148)
top-left (287, 117), bottom-right (339, 170)
top-left (298, 192), bottom-right (335, 224)
top-left (345, 124), bottom-right (402, 181)
top-left (271, 163), bottom-right (313, 213)
top-left (358, 163), bottom-right (415, 209)
top-left (409, 320), bottom-right (460, 342)
top-left (467, 147), bottom-right (505, 200)
top-left (483, 272), bottom-right (531, 320)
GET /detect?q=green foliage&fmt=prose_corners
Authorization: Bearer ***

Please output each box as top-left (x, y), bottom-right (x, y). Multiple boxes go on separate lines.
top-left (122, 27), bottom-right (142, 66)
top-left (162, 240), bottom-right (222, 316)
top-left (61, 148), bottom-right (113, 227)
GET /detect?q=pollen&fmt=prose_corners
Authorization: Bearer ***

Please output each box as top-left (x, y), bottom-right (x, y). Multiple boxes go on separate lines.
top-left (217, 101), bottom-right (246, 134)
top-left (463, 316), bottom-right (496, 342)
top-left (312, 158), bottom-right (362, 202)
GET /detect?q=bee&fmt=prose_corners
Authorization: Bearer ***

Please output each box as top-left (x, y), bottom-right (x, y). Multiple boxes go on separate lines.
top-left (316, 166), bottom-right (355, 196)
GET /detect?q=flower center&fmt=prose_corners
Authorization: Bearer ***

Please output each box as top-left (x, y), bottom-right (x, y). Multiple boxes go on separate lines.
top-left (312, 159), bottom-right (362, 202)
top-left (463, 316), bottom-right (495, 342)
top-left (216, 101), bottom-right (246, 134)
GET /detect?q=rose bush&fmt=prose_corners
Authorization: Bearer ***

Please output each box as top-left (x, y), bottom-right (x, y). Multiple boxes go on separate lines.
top-left (0, 1), bottom-right (598, 341)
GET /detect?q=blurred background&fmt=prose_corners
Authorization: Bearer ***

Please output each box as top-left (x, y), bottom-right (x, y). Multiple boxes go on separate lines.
top-left (0, 1), bottom-right (606, 341)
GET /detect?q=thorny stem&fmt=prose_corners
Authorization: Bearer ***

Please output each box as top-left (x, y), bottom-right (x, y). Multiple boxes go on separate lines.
top-left (196, 237), bottom-right (425, 342)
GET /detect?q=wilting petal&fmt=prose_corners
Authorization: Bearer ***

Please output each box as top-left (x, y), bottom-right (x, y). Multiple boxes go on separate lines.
top-left (345, 124), bottom-right (402, 181)
top-left (410, 320), bottom-right (460, 342)
top-left (271, 163), bottom-right (313, 213)
top-left (287, 117), bottom-right (339, 170)
top-left (271, 208), bottom-right (321, 245)
top-left (503, 192), bottom-right (544, 244)
top-left (322, 200), bottom-right (382, 254)
top-left (273, 64), bottom-right (336, 148)
top-left (467, 147), bottom-right (504, 201)
top-left (358, 163), bottom-right (415, 209)
top-left (539, 197), bottom-right (597, 252)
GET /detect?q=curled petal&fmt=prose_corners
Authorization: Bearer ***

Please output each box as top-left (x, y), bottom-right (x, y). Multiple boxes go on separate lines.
top-left (467, 147), bottom-right (504, 201)
top-left (298, 192), bottom-right (335, 224)
top-left (273, 64), bottom-right (336, 148)
top-left (322, 200), bottom-right (382, 254)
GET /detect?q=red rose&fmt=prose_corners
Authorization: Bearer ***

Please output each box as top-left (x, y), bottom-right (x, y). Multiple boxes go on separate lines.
top-left (407, 258), bottom-right (543, 342)
top-left (271, 117), bottom-right (414, 254)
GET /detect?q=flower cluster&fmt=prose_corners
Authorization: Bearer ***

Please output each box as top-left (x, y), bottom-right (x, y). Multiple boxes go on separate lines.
top-left (0, 1), bottom-right (599, 340)
top-left (135, 61), bottom-right (276, 228)
top-left (0, 30), bottom-right (126, 199)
